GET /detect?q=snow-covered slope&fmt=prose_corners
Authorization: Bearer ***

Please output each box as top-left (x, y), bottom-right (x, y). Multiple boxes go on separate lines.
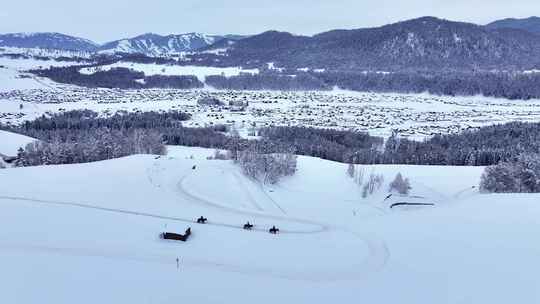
top-left (98, 33), bottom-right (227, 56)
top-left (0, 130), bottom-right (36, 156)
top-left (1, 146), bottom-right (538, 303)
top-left (0, 32), bottom-right (98, 52)
top-left (0, 56), bottom-right (75, 91)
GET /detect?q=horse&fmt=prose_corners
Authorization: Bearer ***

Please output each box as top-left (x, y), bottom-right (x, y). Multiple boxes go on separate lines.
top-left (269, 226), bottom-right (279, 234)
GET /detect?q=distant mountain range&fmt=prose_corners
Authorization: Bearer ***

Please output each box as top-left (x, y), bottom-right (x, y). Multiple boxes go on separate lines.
top-left (1, 16), bottom-right (539, 71)
top-left (486, 17), bottom-right (540, 35)
top-left (0, 32), bottom-right (246, 55)
top-left (0, 32), bottom-right (98, 52)
top-left (97, 33), bottom-right (246, 56)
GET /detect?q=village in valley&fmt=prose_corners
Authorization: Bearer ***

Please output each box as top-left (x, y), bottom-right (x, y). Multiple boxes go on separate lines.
top-left (2, 85), bottom-right (540, 139)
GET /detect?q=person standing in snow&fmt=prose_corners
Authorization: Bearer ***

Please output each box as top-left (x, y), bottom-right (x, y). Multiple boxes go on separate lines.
top-left (176, 257), bottom-right (180, 269)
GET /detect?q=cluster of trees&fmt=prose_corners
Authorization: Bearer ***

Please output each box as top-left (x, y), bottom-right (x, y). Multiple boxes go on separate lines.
top-left (14, 128), bottom-right (165, 166)
top-left (259, 126), bottom-right (383, 163)
top-left (31, 66), bottom-right (203, 89)
top-left (384, 122), bottom-right (540, 166)
top-left (235, 144), bottom-right (297, 184)
top-left (205, 74), bottom-right (331, 91)
top-left (480, 154), bottom-right (540, 193)
top-left (204, 70), bottom-right (540, 100)
top-left (15, 110), bottom-right (191, 141)
top-left (319, 71), bottom-right (540, 100)
top-left (4, 110), bottom-right (190, 166)
top-left (260, 123), bottom-right (540, 167)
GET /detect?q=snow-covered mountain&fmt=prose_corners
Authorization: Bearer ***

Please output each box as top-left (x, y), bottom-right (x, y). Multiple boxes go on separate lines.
top-left (0, 32), bottom-right (247, 58)
top-left (0, 32), bottom-right (98, 52)
top-left (211, 17), bottom-right (540, 71)
top-left (97, 33), bottom-right (242, 56)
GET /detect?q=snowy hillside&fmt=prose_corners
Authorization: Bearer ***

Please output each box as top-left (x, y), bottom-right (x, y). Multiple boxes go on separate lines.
top-left (0, 32), bottom-right (98, 52)
top-left (0, 56), bottom-right (76, 91)
top-left (98, 33), bottom-right (230, 56)
top-left (0, 46), bottom-right (93, 59)
top-left (1, 146), bottom-right (538, 303)
top-left (0, 130), bottom-right (36, 156)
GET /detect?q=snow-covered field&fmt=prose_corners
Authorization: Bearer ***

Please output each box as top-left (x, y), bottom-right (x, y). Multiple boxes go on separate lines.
top-left (0, 145), bottom-right (538, 303)
top-left (0, 57), bottom-right (78, 91)
top-left (79, 62), bottom-right (259, 82)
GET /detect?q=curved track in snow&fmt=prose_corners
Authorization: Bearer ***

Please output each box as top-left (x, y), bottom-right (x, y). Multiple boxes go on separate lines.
top-left (174, 163), bottom-right (390, 280)
top-left (0, 158), bottom-right (390, 281)
top-left (0, 195), bottom-right (314, 235)
top-left (177, 171), bottom-right (328, 234)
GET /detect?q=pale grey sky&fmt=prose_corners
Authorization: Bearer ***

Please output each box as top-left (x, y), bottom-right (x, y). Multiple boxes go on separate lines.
top-left (1, 0), bottom-right (538, 43)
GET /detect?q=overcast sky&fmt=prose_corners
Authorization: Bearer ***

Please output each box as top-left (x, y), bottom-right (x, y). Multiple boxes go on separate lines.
top-left (1, 0), bottom-right (538, 43)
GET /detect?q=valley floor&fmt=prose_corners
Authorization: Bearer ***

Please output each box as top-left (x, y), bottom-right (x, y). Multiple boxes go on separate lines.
top-left (0, 146), bottom-right (538, 303)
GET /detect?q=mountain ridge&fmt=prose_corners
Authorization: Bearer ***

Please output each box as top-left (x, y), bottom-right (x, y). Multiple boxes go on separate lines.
top-left (486, 16), bottom-right (540, 34)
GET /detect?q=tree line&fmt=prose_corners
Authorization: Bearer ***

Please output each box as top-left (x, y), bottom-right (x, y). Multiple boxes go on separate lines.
top-left (31, 66), bottom-right (203, 89)
top-left (27, 52), bottom-right (540, 100)
top-left (5, 110), bottom-right (540, 169)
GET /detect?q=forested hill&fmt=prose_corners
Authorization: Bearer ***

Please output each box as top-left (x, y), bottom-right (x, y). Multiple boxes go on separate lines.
top-left (486, 17), bottom-right (540, 35)
top-left (197, 17), bottom-right (540, 71)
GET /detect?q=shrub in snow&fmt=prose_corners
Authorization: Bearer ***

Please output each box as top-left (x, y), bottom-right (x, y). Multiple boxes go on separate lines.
top-left (355, 166), bottom-right (365, 186)
top-left (347, 163), bottom-right (355, 178)
top-left (362, 174), bottom-right (384, 198)
top-left (389, 173), bottom-right (411, 195)
top-left (212, 149), bottom-right (230, 160)
top-left (346, 163), bottom-right (365, 186)
top-left (13, 147), bottom-right (28, 167)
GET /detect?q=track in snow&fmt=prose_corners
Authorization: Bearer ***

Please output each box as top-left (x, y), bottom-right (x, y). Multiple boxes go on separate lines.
top-left (0, 158), bottom-right (390, 281)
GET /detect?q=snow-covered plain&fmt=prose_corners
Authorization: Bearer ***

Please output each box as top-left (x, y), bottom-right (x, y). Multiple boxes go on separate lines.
top-left (79, 62), bottom-right (260, 81)
top-left (0, 145), bottom-right (539, 303)
top-left (0, 57), bottom-right (79, 91)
